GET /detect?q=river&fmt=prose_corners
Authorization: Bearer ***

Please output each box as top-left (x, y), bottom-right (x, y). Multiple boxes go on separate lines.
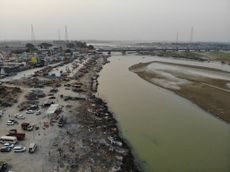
top-left (98, 55), bottom-right (230, 172)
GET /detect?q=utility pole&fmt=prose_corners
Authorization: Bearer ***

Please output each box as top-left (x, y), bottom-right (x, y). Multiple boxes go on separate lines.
top-left (176, 32), bottom-right (179, 43)
top-left (31, 24), bottom-right (35, 44)
top-left (176, 32), bottom-right (179, 50)
top-left (190, 27), bottom-right (194, 43)
top-left (65, 25), bottom-right (68, 42)
top-left (58, 29), bottom-right (61, 41)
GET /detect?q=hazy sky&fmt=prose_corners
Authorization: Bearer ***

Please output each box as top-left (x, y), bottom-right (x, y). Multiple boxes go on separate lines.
top-left (0, 0), bottom-right (230, 42)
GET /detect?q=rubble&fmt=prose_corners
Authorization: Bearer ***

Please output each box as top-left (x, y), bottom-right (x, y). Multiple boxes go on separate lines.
top-left (18, 100), bottom-right (39, 111)
top-left (0, 85), bottom-right (21, 107)
top-left (25, 89), bottom-right (46, 100)
top-left (48, 57), bottom-right (139, 171)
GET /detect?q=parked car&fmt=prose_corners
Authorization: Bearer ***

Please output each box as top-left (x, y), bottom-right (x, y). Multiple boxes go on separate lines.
top-left (48, 93), bottom-right (54, 96)
top-left (13, 146), bottom-right (26, 153)
top-left (15, 113), bottom-right (25, 119)
top-left (21, 123), bottom-right (33, 131)
top-left (28, 143), bottom-right (37, 153)
top-left (26, 110), bottom-right (35, 114)
top-left (50, 88), bottom-right (58, 93)
top-left (27, 104), bottom-right (39, 110)
top-left (27, 125), bottom-right (33, 131)
top-left (6, 120), bottom-right (14, 126)
top-left (6, 120), bottom-right (18, 126)
top-left (48, 96), bottom-right (55, 99)
top-left (4, 142), bottom-right (14, 149)
top-left (0, 146), bottom-right (11, 152)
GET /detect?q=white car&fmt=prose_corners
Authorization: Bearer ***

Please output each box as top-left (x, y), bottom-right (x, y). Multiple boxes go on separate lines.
top-left (15, 113), bottom-right (25, 119)
top-left (6, 121), bottom-right (14, 126)
top-left (4, 142), bottom-right (15, 149)
top-left (13, 146), bottom-right (26, 153)
top-left (28, 143), bottom-right (37, 153)
top-left (27, 125), bottom-right (33, 131)
top-left (26, 110), bottom-right (35, 114)
top-left (6, 120), bottom-right (17, 126)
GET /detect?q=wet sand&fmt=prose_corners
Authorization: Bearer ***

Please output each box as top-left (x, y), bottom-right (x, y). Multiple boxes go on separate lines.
top-left (129, 61), bottom-right (230, 123)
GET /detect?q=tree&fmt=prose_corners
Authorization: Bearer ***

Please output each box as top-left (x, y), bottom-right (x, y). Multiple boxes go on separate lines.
top-left (87, 45), bottom-right (94, 50)
top-left (74, 41), bottom-right (87, 48)
top-left (66, 43), bottom-right (75, 49)
top-left (25, 43), bottom-right (35, 49)
top-left (39, 43), bottom-right (53, 49)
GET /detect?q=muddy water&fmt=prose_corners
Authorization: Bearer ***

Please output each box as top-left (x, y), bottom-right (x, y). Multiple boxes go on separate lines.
top-left (98, 55), bottom-right (230, 172)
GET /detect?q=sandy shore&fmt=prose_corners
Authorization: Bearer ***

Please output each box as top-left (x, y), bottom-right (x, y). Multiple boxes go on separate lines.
top-left (129, 61), bottom-right (230, 123)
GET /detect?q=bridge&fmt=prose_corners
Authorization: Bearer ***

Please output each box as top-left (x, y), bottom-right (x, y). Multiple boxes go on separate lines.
top-left (98, 47), bottom-right (230, 54)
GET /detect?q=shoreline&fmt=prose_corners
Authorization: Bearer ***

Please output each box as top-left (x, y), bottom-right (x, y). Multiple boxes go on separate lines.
top-left (95, 95), bottom-right (142, 171)
top-left (91, 96), bottom-right (140, 171)
top-left (129, 61), bottom-right (230, 123)
top-left (91, 59), bottom-right (140, 171)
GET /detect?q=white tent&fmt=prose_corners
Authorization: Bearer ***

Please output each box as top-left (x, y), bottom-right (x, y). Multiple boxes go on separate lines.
top-left (46, 104), bottom-right (60, 115)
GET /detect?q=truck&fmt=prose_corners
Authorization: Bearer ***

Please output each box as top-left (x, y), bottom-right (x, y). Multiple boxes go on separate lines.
top-left (6, 129), bottom-right (25, 141)
top-left (21, 123), bottom-right (33, 131)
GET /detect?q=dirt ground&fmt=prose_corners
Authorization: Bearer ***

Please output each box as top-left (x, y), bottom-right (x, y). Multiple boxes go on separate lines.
top-left (0, 55), bottom-right (138, 172)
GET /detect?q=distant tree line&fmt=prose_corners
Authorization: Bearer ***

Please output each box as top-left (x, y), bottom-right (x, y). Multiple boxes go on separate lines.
top-left (66, 41), bottom-right (94, 50)
top-left (39, 43), bottom-right (53, 49)
top-left (25, 41), bottom-right (94, 51)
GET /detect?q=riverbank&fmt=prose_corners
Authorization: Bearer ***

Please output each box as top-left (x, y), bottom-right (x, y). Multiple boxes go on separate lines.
top-left (129, 61), bottom-right (230, 123)
top-left (153, 51), bottom-right (230, 63)
top-left (0, 54), bottom-right (138, 171)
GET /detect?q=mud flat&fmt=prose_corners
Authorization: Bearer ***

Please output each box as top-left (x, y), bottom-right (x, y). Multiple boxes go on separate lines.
top-left (129, 61), bottom-right (230, 123)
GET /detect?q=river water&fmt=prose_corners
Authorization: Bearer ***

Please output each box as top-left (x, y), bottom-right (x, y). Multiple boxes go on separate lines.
top-left (98, 55), bottom-right (230, 172)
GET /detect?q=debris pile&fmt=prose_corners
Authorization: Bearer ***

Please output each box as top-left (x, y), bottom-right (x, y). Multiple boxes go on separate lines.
top-left (25, 89), bottom-right (46, 100)
top-left (18, 100), bottom-right (39, 111)
top-left (0, 85), bottom-right (21, 107)
top-left (49, 95), bottom-right (139, 171)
